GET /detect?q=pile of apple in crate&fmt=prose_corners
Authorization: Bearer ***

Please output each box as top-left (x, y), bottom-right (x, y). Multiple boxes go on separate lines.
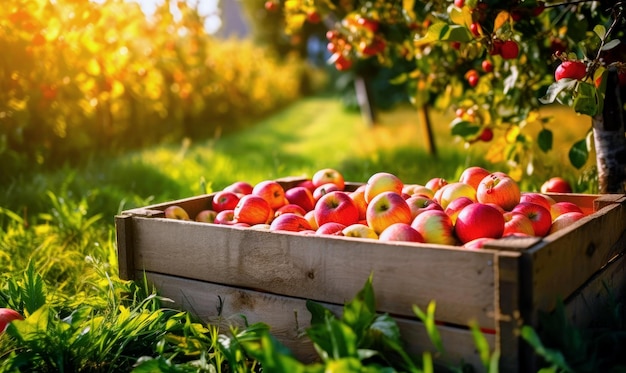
top-left (164, 167), bottom-right (585, 247)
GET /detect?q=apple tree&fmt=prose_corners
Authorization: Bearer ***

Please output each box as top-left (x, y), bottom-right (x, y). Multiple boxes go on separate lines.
top-left (273, 0), bottom-right (626, 193)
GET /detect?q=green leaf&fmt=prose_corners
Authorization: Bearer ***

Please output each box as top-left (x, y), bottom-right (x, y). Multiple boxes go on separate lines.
top-left (469, 320), bottom-right (491, 368)
top-left (413, 301), bottom-right (444, 353)
top-left (569, 139), bottom-right (589, 169)
top-left (417, 22), bottom-right (472, 45)
top-left (450, 119), bottom-right (481, 138)
top-left (573, 82), bottom-right (599, 116)
top-left (307, 300), bottom-right (333, 326)
top-left (593, 24), bottom-right (606, 39)
top-left (342, 274), bottom-right (376, 338)
top-left (520, 326), bottom-right (573, 372)
top-left (601, 39), bottom-right (621, 51)
top-left (539, 79), bottom-right (577, 104)
top-left (537, 128), bottom-right (553, 152)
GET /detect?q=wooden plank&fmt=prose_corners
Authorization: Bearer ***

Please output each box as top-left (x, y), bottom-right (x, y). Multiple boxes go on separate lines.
top-left (495, 250), bottom-right (523, 373)
top-left (143, 271), bottom-right (493, 371)
top-left (114, 214), bottom-right (135, 280)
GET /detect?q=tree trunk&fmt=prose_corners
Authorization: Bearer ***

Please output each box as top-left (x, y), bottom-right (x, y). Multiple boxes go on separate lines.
top-left (418, 103), bottom-right (437, 157)
top-left (592, 66), bottom-right (626, 194)
top-left (354, 74), bottom-right (376, 127)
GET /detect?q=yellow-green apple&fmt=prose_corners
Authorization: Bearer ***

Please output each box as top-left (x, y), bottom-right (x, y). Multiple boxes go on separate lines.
top-left (342, 223), bottom-right (378, 239)
top-left (406, 195), bottom-right (443, 219)
top-left (520, 192), bottom-right (554, 213)
top-left (233, 194), bottom-right (273, 225)
top-left (502, 211), bottom-right (535, 237)
top-left (314, 191), bottom-right (359, 227)
top-left (312, 168), bottom-right (345, 190)
top-left (349, 188), bottom-right (368, 221)
top-left (444, 196), bottom-right (474, 224)
top-left (164, 205), bottom-right (190, 220)
top-left (274, 203), bottom-right (307, 217)
top-left (454, 203), bottom-right (505, 244)
top-left (0, 308), bottom-right (23, 333)
top-left (476, 172), bottom-right (521, 211)
top-left (550, 201), bottom-right (584, 221)
top-left (364, 172), bottom-right (404, 203)
top-left (511, 202), bottom-right (552, 237)
top-left (269, 213), bottom-right (312, 232)
top-left (463, 237), bottom-right (496, 250)
top-left (548, 211), bottom-right (586, 234)
top-left (297, 179), bottom-right (316, 192)
top-left (540, 177), bottom-right (573, 193)
top-left (214, 209), bottom-right (236, 225)
top-left (223, 181), bottom-right (253, 195)
top-left (378, 223), bottom-right (425, 243)
top-left (366, 191), bottom-right (412, 234)
top-left (425, 177), bottom-right (448, 193)
top-left (410, 210), bottom-right (456, 245)
top-left (459, 166), bottom-right (491, 191)
top-left (212, 191), bottom-right (241, 212)
top-left (315, 222), bottom-right (346, 236)
top-left (405, 185), bottom-right (435, 199)
top-left (436, 182), bottom-right (477, 209)
top-left (304, 210), bottom-right (318, 230)
top-left (285, 186), bottom-right (316, 212)
top-left (253, 180), bottom-right (288, 210)
top-left (313, 182), bottom-right (340, 201)
top-left (195, 209), bottom-right (217, 223)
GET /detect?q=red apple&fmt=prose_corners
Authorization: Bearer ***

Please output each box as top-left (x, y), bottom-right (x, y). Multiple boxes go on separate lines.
top-left (541, 177), bottom-right (573, 193)
top-left (304, 210), bottom-right (318, 230)
top-left (520, 192), bottom-right (554, 213)
top-left (366, 191), bottom-right (412, 234)
top-left (285, 186), bottom-right (316, 212)
top-left (378, 223), bottom-right (425, 243)
top-left (253, 180), bottom-right (288, 210)
top-left (511, 202), bottom-right (552, 237)
top-left (364, 172), bottom-right (404, 203)
top-left (0, 308), bottom-right (24, 333)
top-left (459, 166), bottom-right (491, 191)
top-left (410, 210), bottom-right (456, 245)
top-left (424, 177), bottom-right (448, 193)
top-left (549, 211), bottom-right (586, 234)
top-left (314, 191), bottom-right (359, 227)
top-left (476, 172), bottom-right (521, 211)
top-left (164, 205), bottom-right (190, 220)
top-left (315, 222), bottom-right (346, 236)
top-left (444, 196), bottom-right (474, 224)
top-left (503, 211), bottom-right (535, 237)
top-left (550, 201), bottom-right (584, 221)
top-left (274, 203), bottom-right (307, 217)
top-left (212, 191), bottom-right (241, 213)
top-left (270, 213), bottom-right (312, 232)
top-left (223, 181), bottom-right (254, 195)
top-left (312, 168), bottom-right (345, 190)
top-left (454, 203), bottom-right (505, 244)
top-left (342, 223), bottom-right (378, 239)
top-left (313, 182), bottom-right (340, 201)
top-left (436, 182), bottom-right (477, 209)
top-left (349, 188), bottom-right (368, 221)
top-left (463, 237), bottom-right (496, 250)
top-left (195, 209), bottom-right (217, 223)
top-left (297, 179), bottom-right (316, 192)
top-left (233, 194), bottom-right (273, 225)
top-left (214, 209), bottom-right (236, 225)
top-left (406, 195), bottom-right (443, 219)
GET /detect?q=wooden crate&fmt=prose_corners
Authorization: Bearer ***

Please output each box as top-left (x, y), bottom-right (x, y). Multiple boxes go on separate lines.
top-left (115, 178), bottom-right (626, 372)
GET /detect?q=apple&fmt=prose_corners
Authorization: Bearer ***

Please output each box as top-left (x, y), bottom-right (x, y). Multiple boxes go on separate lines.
top-left (502, 211), bottom-right (535, 237)
top-left (315, 222), bottom-right (346, 236)
top-left (270, 213), bottom-right (312, 232)
top-left (549, 211), bottom-right (586, 234)
top-left (195, 209), bottom-right (217, 223)
top-left (454, 203), bottom-right (505, 244)
top-left (284, 186), bottom-right (316, 212)
top-left (424, 177), bottom-right (448, 193)
top-left (342, 223), bottom-right (378, 239)
top-left (476, 172), bottom-right (521, 211)
top-left (550, 201), bottom-right (584, 221)
top-left (312, 168), bottom-right (345, 190)
top-left (403, 184), bottom-right (435, 199)
top-left (511, 202), bottom-right (552, 237)
top-left (250, 223), bottom-right (271, 230)
top-left (463, 237), bottom-right (496, 250)
top-left (435, 182), bottom-right (477, 209)
top-left (313, 182), bottom-right (340, 201)
top-left (233, 222), bottom-right (250, 228)
top-left (304, 209), bottom-right (318, 230)
top-left (223, 181), bottom-right (254, 195)
top-left (214, 209), bottom-right (236, 225)
top-left (520, 192), bottom-right (554, 213)
top-left (541, 177), bottom-right (573, 193)
top-left (212, 191), bottom-right (241, 213)
top-left (444, 196), bottom-right (474, 224)
top-left (410, 210), bottom-right (456, 245)
top-left (0, 308), bottom-right (24, 333)
top-left (297, 179), bottom-right (316, 192)
top-left (253, 180), bottom-right (288, 210)
top-left (366, 191), bottom-right (412, 234)
top-left (314, 191), bottom-right (359, 227)
top-left (459, 166), bottom-right (491, 191)
top-left (274, 203), bottom-right (307, 217)
top-left (364, 172), bottom-right (404, 203)
top-left (164, 205), bottom-right (190, 220)
top-left (349, 188), bottom-right (368, 221)
top-left (405, 195), bottom-right (443, 219)
top-left (233, 194), bottom-right (273, 225)
top-left (378, 223), bottom-right (425, 243)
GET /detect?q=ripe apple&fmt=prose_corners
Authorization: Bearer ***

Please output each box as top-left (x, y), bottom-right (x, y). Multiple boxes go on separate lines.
top-left (364, 172), bottom-right (404, 203)
top-left (459, 166), bottom-right (491, 191)
top-left (550, 201), bottom-right (584, 221)
top-left (223, 181), bottom-right (254, 195)
top-left (214, 209), bottom-right (236, 225)
top-left (269, 213), bottom-right (312, 232)
top-left (164, 205), bottom-right (190, 220)
top-left (511, 202), bottom-right (552, 237)
top-left (425, 177), bottom-right (448, 193)
top-left (540, 177), bottom-right (573, 193)
top-left (0, 308), bottom-right (24, 333)
top-left (463, 237), bottom-right (496, 250)
top-left (378, 223), bottom-right (425, 243)
top-left (304, 210), bottom-right (318, 230)
top-left (444, 196), bottom-right (474, 224)
top-left (297, 179), bottom-right (316, 192)
top-left (366, 191), bottom-right (412, 234)
top-left (253, 180), bottom-right (288, 210)
top-left (233, 194), bottom-right (273, 225)
top-left (212, 191), bottom-right (241, 213)
top-left (549, 211), bottom-right (586, 234)
top-left (195, 209), bottom-right (217, 223)
top-left (349, 188), bottom-right (368, 221)
top-left (313, 182), bottom-right (340, 201)
top-left (284, 186), bottom-right (316, 212)
top-left (410, 210), bottom-right (456, 246)
top-left (476, 172), bottom-right (521, 211)
top-left (454, 203), bottom-right (505, 244)
top-left (312, 168), bottom-right (345, 190)
top-left (502, 212), bottom-right (535, 237)
top-left (435, 182), bottom-right (477, 209)
top-left (315, 222), bottom-right (346, 236)
top-left (275, 203), bottom-right (307, 217)
top-left (314, 191), bottom-right (359, 227)
top-left (342, 223), bottom-right (378, 239)
top-left (404, 184), bottom-right (435, 199)
top-left (405, 195), bottom-right (443, 219)
top-left (520, 192), bottom-right (554, 213)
